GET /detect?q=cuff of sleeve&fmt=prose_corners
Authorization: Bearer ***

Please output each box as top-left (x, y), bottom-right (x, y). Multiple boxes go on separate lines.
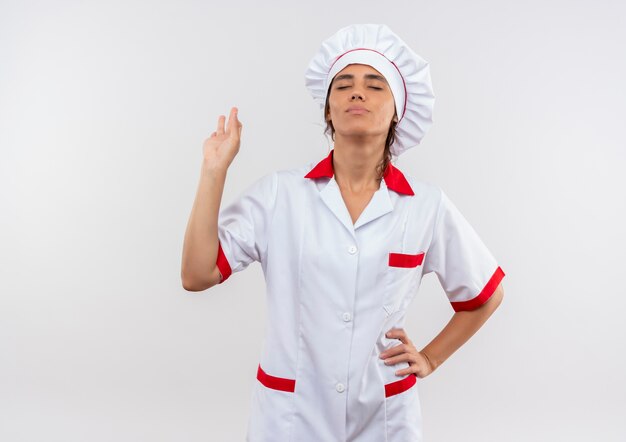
top-left (216, 241), bottom-right (232, 284)
top-left (450, 266), bottom-right (505, 312)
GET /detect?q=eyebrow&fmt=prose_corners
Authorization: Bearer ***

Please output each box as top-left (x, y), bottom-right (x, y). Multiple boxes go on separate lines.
top-left (333, 73), bottom-right (388, 83)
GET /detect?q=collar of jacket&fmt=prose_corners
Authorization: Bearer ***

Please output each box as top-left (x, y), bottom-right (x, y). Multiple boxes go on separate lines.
top-left (304, 149), bottom-right (414, 196)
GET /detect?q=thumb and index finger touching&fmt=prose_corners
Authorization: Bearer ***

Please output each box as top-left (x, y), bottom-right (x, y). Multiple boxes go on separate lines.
top-left (226, 106), bottom-right (242, 139)
top-left (213, 107), bottom-right (242, 138)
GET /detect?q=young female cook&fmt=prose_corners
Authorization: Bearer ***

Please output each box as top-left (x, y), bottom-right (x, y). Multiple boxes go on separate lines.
top-left (182, 23), bottom-right (505, 442)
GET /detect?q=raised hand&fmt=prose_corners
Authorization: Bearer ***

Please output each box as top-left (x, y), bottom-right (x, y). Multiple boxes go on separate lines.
top-left (202, 106), bottom-right (243, 170)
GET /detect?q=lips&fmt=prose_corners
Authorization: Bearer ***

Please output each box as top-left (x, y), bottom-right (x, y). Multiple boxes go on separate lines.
top-left (346, 106), bottom-right (369, 114)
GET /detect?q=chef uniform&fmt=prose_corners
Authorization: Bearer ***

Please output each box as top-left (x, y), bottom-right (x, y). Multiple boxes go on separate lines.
top-left (214, 24), bottom-right (506, 442)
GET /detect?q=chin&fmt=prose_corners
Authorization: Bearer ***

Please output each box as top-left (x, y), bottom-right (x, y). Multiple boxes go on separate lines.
top-left (336, 127), bottom-right (383, 138)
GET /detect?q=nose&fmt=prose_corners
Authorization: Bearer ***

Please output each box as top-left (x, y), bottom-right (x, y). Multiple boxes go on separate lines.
top-left (349, 81), bottom-right (366, 100)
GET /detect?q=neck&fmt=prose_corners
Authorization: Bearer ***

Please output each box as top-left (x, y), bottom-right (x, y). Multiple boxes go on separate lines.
top-left (332, 134), bottom-right (386, 193)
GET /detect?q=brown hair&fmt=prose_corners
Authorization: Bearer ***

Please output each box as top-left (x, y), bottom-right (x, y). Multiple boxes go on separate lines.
top-left (323, 78), bottom-right (398, 181)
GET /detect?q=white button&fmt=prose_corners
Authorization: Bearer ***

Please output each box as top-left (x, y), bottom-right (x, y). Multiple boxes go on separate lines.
top-left (348, 245), bottom-right (357, 254)
top-left (342, 312), bottom-right (352, 322)
top-left (335, 382), bottom-right (345, 393)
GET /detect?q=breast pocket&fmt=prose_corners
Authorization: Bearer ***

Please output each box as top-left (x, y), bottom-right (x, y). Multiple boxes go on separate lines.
top-left (383, 251), bottom-right (425, 315)
top-left (388, 252), bottom-right (425, 268)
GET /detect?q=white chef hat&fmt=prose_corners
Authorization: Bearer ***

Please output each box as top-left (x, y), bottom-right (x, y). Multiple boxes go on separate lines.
top-left (304, 24), bottom-right (435, 157)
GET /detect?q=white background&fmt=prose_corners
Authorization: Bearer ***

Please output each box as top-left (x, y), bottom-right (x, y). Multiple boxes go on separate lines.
top-left (1, 0), bottom-right (625, 440)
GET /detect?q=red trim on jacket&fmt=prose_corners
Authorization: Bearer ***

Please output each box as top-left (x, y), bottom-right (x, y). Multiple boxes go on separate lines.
top-left (216, 241), bottom-right (232, 284)
top-left (257, 364), bottom-right (296, 392)
top-left (305, 149), bottom-right (414, 196)
top-left (450, 266), bottom-right (505, 312)
top-left (389, 252), bottom-right (425, 268)
top-left (384, 373), bottom-right (417, 398)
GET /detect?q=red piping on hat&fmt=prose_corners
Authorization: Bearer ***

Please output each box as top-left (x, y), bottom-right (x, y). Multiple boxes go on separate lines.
top-left (328, 48), bottom-right (408, 122)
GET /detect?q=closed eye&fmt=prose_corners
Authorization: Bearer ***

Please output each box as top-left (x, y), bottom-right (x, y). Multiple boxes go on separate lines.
top-left (336, 86), bottom-right (384, 90)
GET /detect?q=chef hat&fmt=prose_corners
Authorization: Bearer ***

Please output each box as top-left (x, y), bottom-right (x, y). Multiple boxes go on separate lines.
top-left (304, 24), bottom-right (435, 156)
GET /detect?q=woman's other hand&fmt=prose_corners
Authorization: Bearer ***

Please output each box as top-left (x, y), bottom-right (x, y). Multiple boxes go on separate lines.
top-left (380, 328), bottom-right (435, 379)
top-left (202, 106), bottom-right (242, 170)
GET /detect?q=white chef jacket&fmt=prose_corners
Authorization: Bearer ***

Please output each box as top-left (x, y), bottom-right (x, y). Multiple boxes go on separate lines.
top-left (215, 149), bottom-right (505, 442)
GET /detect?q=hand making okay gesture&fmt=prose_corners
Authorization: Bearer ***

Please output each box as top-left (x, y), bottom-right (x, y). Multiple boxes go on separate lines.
top-left (202, 106), bottom-right (243, 170)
